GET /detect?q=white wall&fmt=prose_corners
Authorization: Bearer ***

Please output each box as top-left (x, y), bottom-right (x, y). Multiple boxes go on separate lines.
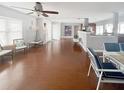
top-left (78, 31), bottom-right (118, 51)
top-left (87, 35), bottom-right (118, 50)
top-left (0, 5), bottom-right (36, 44)
top-left (0, 5), bottom-right (60, 45)
top-left (52, 22), bottom-right (61, 40)
top-left (96, 14), bottom-right (124, 25)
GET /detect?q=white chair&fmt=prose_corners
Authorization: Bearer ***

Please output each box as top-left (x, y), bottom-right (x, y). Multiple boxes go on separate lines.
top-left (87, 48), bottom-right (124, 90)
top-left (0, 44), bottom-right (13, 61)
top-left (13, 38), bottom-right (27, 53)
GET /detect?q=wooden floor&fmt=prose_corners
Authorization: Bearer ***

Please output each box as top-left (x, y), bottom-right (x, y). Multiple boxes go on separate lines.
top-left (0, 39), bottom-right (124, 90)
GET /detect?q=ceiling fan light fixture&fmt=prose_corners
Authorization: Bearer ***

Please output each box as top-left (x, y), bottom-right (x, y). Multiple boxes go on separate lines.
top-left (11, 2), bottom-right (59, 17)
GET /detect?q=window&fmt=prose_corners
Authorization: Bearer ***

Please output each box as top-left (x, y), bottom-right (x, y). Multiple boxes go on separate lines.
top-left (0, 19), bottom-right (6, 45)
top-left (118, 23), bottom-right (124, 34)
top-left (105, 24), bottom-right (113, 34)
top-left (96, 25), bottom-right (103, 35)
top-left (0, 17), bottom-right (22, 46)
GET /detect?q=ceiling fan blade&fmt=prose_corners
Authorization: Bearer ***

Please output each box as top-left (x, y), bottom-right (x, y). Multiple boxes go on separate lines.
top-left (42, 13), bottom-right (49, 17)
top-left (42, 11), bottom-right (59, 14)
top-left (26, 12), bottom-right (34, 15)
top-left (10, 6), bottom-right (34, 11)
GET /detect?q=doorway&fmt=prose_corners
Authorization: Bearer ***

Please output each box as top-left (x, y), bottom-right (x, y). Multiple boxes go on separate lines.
top-left (52, 22), bottom-right (61, 40)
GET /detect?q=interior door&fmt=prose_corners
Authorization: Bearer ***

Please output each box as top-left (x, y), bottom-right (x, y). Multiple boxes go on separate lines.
top-left (52, 23), bottom-right (61, 40)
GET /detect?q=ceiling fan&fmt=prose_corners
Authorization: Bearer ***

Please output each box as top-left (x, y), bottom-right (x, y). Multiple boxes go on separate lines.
top-left (11, 2), bottom-right (59, 17)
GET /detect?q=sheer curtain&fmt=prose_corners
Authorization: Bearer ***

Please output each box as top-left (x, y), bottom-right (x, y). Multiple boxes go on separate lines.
top-left (0, 17), bottom-right (22, 46)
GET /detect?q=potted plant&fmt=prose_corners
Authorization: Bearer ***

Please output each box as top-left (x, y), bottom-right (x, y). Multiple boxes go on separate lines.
top-left (73, 35), bottom-right (79, 42)
top-left (74, 35), bottom-right (78, 39)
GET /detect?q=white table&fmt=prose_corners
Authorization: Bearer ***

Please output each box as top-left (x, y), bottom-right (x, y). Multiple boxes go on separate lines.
top-left (29, 41), bottom-right (43, 48)
top-left (104, 52), bottom-right (124, 68)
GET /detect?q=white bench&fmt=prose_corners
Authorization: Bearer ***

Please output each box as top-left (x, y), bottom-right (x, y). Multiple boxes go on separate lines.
top-left (29, 41), bottom-right (43, 48)
top-left (0, 46), bottom-right (13, 61)
top-left (0, 50), bottom-right (12, 56)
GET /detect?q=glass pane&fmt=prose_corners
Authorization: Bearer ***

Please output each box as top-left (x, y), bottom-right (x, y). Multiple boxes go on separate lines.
top-left (96, 25), bottom-right (103, 35)
top-left (105, 24), bottom-right (113, 33)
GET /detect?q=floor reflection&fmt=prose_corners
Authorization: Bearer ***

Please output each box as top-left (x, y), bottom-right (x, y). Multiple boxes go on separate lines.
top-left (0, 62), bottom-right (24, 89)
top-left (53, 40), bottom-right (61, 54)
top-left (73, 43), bottom-right (82, 52)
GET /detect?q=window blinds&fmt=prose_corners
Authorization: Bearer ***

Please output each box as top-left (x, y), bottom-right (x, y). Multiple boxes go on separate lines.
top-left (0, 17), bottom-right (22, 46)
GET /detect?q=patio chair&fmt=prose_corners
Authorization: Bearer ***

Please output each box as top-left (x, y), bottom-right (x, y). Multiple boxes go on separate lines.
top-left (87, 48), bottom-right (124, 90)
top-left (104, 43), bottom-right (120, 52)
top-left (119, 43), bottom-right (124, 52)
top-left (103, 43), bottom-right (120, 62)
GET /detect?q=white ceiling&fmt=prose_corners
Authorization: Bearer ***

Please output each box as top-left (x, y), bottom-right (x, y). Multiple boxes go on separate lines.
top-left (1, 2), bottom-right (124, 23)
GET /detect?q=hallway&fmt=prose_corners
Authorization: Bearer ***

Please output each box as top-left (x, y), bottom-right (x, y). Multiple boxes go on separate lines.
top-left (0, 39), bottom-right (123, 89)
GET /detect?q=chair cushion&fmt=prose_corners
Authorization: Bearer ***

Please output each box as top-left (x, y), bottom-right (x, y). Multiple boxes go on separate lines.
top-left (102, 63), bottom-right (124, 79)
top-left (102, 63), bottom-right (117, 69)
top-left (104, 43), bottom-right (120, 52)
top-left (0, 50), bottom-right (12, 56)
top-left (88, 48), bottom-right (102, 69)
top-left (16, 46), bottom-right (27, 50)
top-left (94, 55), bottom-right (103, 69)
top-left (14, 40), bottom-right (25, 47)
top-left (103, 72), bottom-right (124, 79)
top-left (88, 48), bottom-right (124, 79)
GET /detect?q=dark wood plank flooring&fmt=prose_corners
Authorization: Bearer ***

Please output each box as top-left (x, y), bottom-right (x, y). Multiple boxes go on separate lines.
top-left (0, 39), bottom-right (124, 90)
